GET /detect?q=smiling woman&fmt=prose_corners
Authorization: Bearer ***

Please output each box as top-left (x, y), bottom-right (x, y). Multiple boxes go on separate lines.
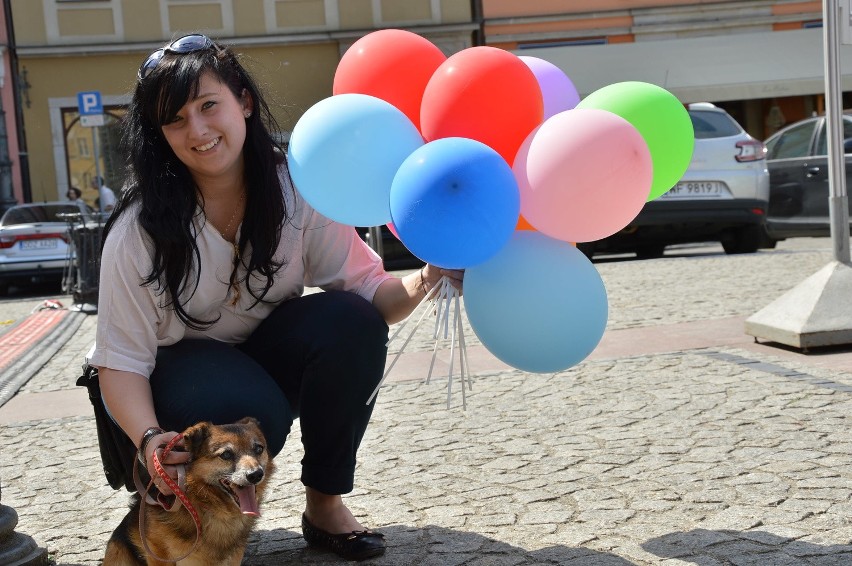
top-left (85, 34), bottom-right (462, 564)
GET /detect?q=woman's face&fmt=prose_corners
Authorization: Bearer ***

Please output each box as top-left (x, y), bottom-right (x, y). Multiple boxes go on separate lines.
top-left (160, 71), bottom-right (253, 189)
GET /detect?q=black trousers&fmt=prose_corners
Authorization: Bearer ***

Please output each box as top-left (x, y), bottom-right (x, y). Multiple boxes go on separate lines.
top-left (148, 290), bottom-right (389, 495)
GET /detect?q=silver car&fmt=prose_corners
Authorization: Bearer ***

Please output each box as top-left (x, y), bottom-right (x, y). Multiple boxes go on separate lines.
top-left (581, 102), bottom-right (770, 258)
top-left (0, 201), bottom-right (92, 294)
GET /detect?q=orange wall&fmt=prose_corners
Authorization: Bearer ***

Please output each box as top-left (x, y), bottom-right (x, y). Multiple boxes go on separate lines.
top-left (772, 1), bottom-right (820, 16)
top-left (483, 0), bottom-right (737, 18)
top-left (486, 15), bottom-right (632, 36)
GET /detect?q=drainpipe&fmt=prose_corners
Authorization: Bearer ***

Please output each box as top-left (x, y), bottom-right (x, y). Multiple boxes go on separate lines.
top-left (3, 0), bottom-right (29, 204)
top-left (471, 0), bottom-right (484, 46)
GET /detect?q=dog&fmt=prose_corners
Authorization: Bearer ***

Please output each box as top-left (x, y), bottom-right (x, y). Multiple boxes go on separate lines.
top-left (103, 417), bottom-right (274, 566)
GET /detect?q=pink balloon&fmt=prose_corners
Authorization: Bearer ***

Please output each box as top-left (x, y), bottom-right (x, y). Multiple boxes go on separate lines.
top-left (514, 108), bottom-right (652, 243)
top-left (519, 56), bottom-right (580, 120)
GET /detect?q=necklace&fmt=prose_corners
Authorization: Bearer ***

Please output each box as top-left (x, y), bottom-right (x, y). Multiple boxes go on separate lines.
top-left (219, 191), bottom-right (245, 242)
top-left (208, 191), bottom-right (245, 306)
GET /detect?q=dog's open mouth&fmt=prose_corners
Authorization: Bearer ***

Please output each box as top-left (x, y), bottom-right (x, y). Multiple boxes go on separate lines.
top-left (220, 478), bottom-right (260, 516)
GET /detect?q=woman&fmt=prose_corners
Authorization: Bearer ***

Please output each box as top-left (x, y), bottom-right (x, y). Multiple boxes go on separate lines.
top-left (90, 34), bottom-right (461, 561)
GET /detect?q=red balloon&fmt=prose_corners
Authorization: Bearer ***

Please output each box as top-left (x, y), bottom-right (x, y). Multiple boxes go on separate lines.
top-left (333, 29), bottom-right (446, 130)
top-left (420, 47), bottom-right (543, 165)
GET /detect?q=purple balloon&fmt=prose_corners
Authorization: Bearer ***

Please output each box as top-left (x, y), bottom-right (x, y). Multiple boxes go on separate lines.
top-left (519, 56), bottom-right (580, 119)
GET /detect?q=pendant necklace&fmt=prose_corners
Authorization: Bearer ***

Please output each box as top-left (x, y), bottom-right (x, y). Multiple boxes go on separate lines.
top-left (213, 191), bottom-right (245, 306)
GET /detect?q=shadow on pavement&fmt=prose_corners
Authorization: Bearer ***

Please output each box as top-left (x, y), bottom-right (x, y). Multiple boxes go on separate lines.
top-left (243, 525), bottom-right (638, 565)
top-left (643, 529), bottom-right (852, 565)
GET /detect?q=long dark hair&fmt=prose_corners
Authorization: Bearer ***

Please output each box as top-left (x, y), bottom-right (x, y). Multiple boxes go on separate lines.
top-left (106, 38), bottom-right (288, 330)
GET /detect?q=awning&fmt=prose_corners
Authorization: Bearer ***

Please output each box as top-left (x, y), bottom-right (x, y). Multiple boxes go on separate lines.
top-left (514, 28), bottom-right (852, 103)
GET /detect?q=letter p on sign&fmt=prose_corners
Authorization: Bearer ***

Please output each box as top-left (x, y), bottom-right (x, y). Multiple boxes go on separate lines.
top-left (77, 91), bottom-right (103, 115)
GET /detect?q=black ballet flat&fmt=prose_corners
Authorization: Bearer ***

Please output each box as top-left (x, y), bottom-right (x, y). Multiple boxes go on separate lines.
top-left (301, 512), bottom-right (386, 561)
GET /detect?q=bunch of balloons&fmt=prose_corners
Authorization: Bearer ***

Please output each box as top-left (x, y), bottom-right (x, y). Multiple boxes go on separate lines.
top-left (287, 29), bottom-right (694, 374)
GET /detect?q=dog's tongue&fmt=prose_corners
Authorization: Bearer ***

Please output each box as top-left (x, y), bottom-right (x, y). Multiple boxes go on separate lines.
top-left (233, 484), bottom-right (259, 516)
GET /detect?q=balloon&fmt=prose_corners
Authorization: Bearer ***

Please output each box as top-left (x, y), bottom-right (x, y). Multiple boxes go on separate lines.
top-left (514, 108), bottom-right (652, 243)
top-left (516, 215), bottom-right (536, 231)
top-left (287, 94), bottom-right (423, 227)
top-left (420, 46), bottom-right (543, 165)
top-left (465, 231), bottom-right (608, 373)
top-left (333, 29), bottom-right (446, 130)
top-left (389, 137), bottom-right (520, 269)
top-left (577, 81), bottom-right (694, 201)
top-left (518, 56), bottom-right (580, 119)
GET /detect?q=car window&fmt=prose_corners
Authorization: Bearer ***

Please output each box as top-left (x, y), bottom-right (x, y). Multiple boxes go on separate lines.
top-left (766, 121), bottom-right (817, 160)
top-left (0, 204), bottom-right (81, 226)
top-left (688, 110), bottom-right (742, 139)
top-left (814, 118), bottom-right (852, 156)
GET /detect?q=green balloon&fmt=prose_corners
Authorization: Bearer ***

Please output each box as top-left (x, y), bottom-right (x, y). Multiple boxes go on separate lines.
top-left (577, 82), bottom-right (694, 201)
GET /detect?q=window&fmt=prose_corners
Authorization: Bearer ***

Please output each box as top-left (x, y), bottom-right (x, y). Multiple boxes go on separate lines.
top-left (767, 121), bottom-right (817, 160)
top-left (689, 110), bottom-right (742, 139)
top-left (814, 118), bottom-right (852, 156)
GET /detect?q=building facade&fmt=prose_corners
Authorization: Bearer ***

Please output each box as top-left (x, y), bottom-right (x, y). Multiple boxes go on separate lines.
top-left (8, 0), bottom-right (475, 205)
top-left (3, 0), bottom-right (848, 206)
top-left (484, 0), bottom-right (838, 142)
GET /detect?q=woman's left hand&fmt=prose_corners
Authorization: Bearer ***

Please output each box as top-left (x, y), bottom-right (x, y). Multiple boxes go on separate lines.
top-left (421, 264), bottom-right (464, 296)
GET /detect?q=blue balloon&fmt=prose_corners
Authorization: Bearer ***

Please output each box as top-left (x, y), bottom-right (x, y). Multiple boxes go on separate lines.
top-left (389, 137), bottom-right (520, 269)
top-left (287, 93), bottom-right (423, 226)
top-left (464, 231), bottom-right (608, 373)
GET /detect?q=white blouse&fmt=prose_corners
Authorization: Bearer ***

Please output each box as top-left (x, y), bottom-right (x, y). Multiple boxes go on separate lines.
top-left (88, 170), bottom-right (392, 378)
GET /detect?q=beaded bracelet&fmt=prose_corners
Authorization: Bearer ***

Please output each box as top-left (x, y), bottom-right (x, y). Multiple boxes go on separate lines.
top-left (137, 426), bottom-right (165, 466)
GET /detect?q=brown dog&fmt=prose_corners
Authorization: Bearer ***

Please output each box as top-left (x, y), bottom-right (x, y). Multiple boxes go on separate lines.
top-left (103, 417), bottom-right (274, 566)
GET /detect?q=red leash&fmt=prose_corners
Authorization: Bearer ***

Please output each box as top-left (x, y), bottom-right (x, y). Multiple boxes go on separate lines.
top-left (138, 433), bottom-right (203, 563)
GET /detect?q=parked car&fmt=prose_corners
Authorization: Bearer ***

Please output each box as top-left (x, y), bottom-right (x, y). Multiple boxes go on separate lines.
top-left (0, 201), bottom-right (92, 294)
top-left (356, 225), bottom-right (423, 270)
top-left (763, 113), bottom-right (852, 243)
top-left (580, 102), bottom-right (770, 259)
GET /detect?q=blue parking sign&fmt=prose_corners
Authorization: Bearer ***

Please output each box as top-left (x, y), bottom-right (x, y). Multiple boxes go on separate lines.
top-left (77, 91), bottom-right (103, 115)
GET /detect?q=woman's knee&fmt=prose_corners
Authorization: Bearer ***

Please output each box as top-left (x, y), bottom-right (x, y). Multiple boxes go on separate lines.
top-left (316, 291), bottom-right (388, 348)
top-left (150, 339), bottom-right (293, 456)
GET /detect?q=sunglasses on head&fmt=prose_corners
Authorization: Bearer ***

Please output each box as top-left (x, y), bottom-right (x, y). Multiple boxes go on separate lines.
top-left (138, 34), bottom-right (214, 80)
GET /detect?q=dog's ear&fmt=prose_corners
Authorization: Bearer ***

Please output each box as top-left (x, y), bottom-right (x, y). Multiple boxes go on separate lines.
top-left (182, 422), bottom-right (211, 454)
top-left (237, 416), bottom-right (261, 430)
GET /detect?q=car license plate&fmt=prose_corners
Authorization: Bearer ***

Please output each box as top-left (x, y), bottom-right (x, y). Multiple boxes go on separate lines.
top-left (660, 182), bottom-right (726, 199)
top-left (20, 239), bottom-right (58, 250)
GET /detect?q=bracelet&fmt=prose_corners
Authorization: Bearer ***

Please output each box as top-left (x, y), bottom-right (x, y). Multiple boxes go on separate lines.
top-left (137, 426), bottom-right (165, 466)
top-left (419, 266), bottom-right (429, 296)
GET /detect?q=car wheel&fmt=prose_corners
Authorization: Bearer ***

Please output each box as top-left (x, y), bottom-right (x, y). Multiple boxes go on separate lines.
top-left (635, 245), bottom-right (665, 259)
top-left (0, 280), bottom-right (8, 296)
top-left (722, 225), bottom-right (761, 254)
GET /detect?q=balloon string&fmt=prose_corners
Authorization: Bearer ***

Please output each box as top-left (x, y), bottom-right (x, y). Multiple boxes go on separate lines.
top-left (365, 274), bottom-right (470, 408)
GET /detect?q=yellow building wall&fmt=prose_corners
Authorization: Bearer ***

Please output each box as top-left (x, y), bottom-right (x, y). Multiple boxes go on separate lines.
top-left (9, 0), bottom-right (47, 45)
top-left (122, 1), bottom-right (163, 43)
top-left (276, 0), bottom-right (327, 28)
top-left (13, 0), bottom-right (474, 199)
top-left (234, 0), bottom-right (267, 36)
top-left (339, 0), bottom-right (374, 29)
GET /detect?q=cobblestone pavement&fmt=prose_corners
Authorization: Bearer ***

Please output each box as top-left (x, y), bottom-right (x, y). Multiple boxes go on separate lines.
top-left (2, 238), bottom-right (852, 565)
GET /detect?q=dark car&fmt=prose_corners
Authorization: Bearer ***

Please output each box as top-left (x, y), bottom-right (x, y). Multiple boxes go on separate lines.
top-left (580, 103), bottom-right (770, 259)
top-left (763, 113), bottom-right (852, 243)
top-left (356, 226), bottom-right (423, 270)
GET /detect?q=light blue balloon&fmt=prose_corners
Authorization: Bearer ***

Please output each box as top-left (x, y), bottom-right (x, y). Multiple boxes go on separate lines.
top-left (287, 93), bottom-right (424, 226)
top-left (389, 137), bottom-right (520, 269)
top-left (465, 231), bottom-right (608, 373)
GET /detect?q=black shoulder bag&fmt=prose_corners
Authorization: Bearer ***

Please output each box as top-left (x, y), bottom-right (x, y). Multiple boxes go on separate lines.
top-left (76, 364), bottom-right (137, 492)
